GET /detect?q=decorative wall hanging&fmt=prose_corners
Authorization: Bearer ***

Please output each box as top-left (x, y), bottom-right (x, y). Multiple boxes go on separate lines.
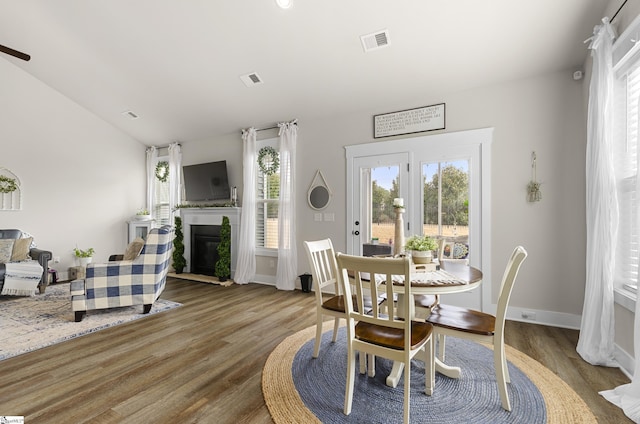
top-left (155, 161), bottom-right (169, 182)
top-left (374, 103), bottom-right (445, 138)
top-left (258, 146), bottom-right (280, 175)
top-left (0, 167), bottom-right (22, 210)
top-left (527, 151), bottom-right (542, 202)
top-left (307, 170), bottom-right (332, 210)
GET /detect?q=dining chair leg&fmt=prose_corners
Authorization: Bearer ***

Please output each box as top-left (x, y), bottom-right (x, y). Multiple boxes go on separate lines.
top-left (367, 354), bottom-right (375, 377)
top-left (344, 344), bottom-right (356, 415)
top-left (403, 352), bottom-right (411, 424)
top-left (331, 316), bottom-right (340, 342)
top-left (425, 336), bottom-right (434, 396)
top-left (437, 333), bottom-right (446, 361)
top-left (312, 311), bottom-right (324, 358)
top-left (494, 342), bottom-right (511, 411)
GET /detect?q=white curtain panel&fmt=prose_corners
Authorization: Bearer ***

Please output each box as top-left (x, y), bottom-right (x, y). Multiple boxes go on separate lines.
top-left (146, 146), bottom-right (158, 216)
top-left (168, 142), bottom-right (182, 222)
top-left (577, 18), bottom-right (619, 367)
top-left (276, 121), bottom-right (298, 290)
top-left (234, 128), bottom-right (257, 284)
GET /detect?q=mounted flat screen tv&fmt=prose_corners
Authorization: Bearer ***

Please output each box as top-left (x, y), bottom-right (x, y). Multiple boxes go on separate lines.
top-left (183, 160), bottom-right (231, 202)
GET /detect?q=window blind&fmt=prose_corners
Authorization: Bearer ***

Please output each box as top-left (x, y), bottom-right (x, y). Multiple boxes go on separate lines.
top-left (614, 60), bottom-right (640, 287)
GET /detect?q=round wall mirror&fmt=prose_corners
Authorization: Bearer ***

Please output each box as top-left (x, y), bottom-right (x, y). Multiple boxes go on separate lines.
top-left (307, 170), bottom-right (332, 210)
top-left (308, 186), bottom-right (330, 210)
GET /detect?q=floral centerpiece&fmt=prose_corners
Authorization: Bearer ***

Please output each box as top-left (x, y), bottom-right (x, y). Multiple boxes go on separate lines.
top-left (405, 235), bottom-right (438, 264)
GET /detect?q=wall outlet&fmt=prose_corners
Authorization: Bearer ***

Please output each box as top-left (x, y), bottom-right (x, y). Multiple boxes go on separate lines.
top-left (521, 310), bottom-right (537, 320)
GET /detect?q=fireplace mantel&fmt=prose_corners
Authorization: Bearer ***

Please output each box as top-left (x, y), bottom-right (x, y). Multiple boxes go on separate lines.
top-left (180, 207), bottom-right (241, 279)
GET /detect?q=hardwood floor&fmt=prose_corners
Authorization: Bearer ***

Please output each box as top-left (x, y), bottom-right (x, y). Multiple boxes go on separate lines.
top-left (0, 278), bottom-right (632, 423)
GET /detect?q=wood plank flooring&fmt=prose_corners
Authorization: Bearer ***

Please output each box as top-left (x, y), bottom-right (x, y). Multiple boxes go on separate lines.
top-left (0, 278), bottom-right (632, 423)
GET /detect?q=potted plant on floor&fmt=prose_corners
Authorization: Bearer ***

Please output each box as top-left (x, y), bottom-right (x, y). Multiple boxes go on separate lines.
top-left (215, 216), bottom-right (231, 282)
top-left (73, 247), bottom-right (95, 267)
top-left (405, 235), bottom-right (438, 264)
top-left (173, 216), bottom-right (187, 274)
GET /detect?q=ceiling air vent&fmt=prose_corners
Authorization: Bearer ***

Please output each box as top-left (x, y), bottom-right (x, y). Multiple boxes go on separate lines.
top-left (121, 110), bottom-right (139, 120)
top-left (240, 72), bottom-right (264, 87)
top-left (360, 29), bottom-right (390, 52)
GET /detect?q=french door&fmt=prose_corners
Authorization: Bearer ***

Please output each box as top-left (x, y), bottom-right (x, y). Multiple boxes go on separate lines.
top-left (349, 153), bottom-right (409, 255)
top-left (346, 129), bottom-right (492, 310)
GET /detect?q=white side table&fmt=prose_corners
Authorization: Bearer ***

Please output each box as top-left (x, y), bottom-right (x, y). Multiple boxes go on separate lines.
top-left (127, 220), bottom-right (155, 243)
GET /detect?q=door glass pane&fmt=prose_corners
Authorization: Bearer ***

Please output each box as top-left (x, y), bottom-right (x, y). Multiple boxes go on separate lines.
top-left (370, 165), bottom-right (399, 245)
top-left (422, 160), bottom-right (469, 237)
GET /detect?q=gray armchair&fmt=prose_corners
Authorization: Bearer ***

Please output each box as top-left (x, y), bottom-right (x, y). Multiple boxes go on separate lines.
top-left (0, 229), bottom-right (52, 294)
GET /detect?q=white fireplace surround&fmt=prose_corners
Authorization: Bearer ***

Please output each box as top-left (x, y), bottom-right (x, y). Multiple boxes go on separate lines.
top-left (180, 207), bottom-right (241, 279)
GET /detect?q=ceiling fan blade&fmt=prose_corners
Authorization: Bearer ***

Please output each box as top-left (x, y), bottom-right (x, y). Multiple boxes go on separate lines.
top-left (0, 44), bottom-right (30, 61)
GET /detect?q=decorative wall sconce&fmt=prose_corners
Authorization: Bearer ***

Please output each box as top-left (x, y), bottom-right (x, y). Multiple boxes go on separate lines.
top-left (527, 151), bottom-right (542, 202)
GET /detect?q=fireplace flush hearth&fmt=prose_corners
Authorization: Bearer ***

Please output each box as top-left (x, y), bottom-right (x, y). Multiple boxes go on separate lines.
top-left (180, 207), bottom-right (240, 279)
top-left (191, 225), bottom-right (221, 276)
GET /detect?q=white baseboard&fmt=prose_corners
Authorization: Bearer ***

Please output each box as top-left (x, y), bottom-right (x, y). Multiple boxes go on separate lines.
top-left (506, 306), bottom-right (582, 330)
top-left (252, 274), bottom-right (277, 286)
top-left (615, 344), bottom-right (634, 379)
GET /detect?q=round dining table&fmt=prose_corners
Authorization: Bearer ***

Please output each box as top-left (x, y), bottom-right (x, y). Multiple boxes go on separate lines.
top-left (384, 260), bottom-right (483, 388)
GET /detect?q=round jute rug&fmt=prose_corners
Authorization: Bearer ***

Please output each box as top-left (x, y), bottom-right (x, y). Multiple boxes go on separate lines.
top-left (262, 321), bottom-right (597, 424)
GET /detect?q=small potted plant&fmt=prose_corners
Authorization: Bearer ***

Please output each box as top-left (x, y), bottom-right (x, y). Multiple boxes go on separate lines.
top-left (73, 247), bottom-right (95, 267)
top-left (135, 208), bottom-right (151, 220)
top-left (405, 235), bottom-right (438, 264)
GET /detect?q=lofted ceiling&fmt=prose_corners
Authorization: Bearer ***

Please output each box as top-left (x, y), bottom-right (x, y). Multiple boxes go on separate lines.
top-left (0, 0), bottom-right (607, 145)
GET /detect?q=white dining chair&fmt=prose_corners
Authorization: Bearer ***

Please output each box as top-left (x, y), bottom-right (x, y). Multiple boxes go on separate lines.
top-left (336, 253), bottom-right (434, 424)
top-left (426, 245), bottom-right (528, 411)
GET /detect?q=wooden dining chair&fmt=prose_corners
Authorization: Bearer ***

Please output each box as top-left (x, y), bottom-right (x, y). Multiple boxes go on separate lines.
top-left (336, 253), bottom-right (434, 424)
top-left (426, 245), bottom-right (528, 411)
top-left (303, 239), bottom-right (346, 358)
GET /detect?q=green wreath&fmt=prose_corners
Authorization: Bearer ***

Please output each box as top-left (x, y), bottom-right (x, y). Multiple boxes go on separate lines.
top-left (0, 175), bottom-right (18, 194)
top-left (258, 146), bottom-right (280, 176)
top-left (155, 161), bottom-right (169, 182)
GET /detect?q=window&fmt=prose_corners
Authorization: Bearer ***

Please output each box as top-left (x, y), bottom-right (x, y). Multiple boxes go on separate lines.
top-left (256, 139), bottom-right (280, 249)
top-left (153, 156), bottom-right (171, 226)
top-left (613, 27), bottom-right (640, 294)
top-left (422, 160), bottom-right (470, 238)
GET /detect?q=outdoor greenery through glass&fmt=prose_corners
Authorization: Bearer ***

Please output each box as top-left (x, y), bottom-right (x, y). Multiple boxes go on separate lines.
top-left (369, 160), bottom-right (469, 244)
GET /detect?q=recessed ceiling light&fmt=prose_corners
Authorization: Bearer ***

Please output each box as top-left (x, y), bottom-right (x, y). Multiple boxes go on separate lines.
top-left (276, 0), bottom-right (292, 9)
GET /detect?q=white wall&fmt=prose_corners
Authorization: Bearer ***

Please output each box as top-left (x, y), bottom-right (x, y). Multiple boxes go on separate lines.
top-left (185, 68), bottom-right (586, 327)
top-left (297, 70), bottom-right (586, 327)
top-left (0, 58), bottom-right (147, 277)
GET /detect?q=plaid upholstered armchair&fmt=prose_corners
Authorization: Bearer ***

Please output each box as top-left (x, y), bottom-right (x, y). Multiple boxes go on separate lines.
top-left (71, 226), bottom-right (173, 322)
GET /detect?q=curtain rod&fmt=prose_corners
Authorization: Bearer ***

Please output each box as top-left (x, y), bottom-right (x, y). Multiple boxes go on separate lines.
top-left (146, 142), bottom-right (181, 151)
top-left (611, 0), bottom-right (629, 23)
top-left (241, 120), bottom-right (298, 134)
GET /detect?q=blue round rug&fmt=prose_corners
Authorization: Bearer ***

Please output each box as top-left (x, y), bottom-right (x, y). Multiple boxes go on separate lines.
top-left (262, 322), bottom-right (597, 424)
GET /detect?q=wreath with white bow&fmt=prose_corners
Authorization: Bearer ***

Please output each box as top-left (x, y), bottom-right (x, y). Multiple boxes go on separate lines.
top-left (155, 161), bottom-right (169, 182)
top-left (258, 146), bottom-right (280, 176)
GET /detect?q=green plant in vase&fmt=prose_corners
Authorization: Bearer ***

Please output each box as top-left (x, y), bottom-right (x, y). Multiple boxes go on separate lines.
top-left (405, 235), bottom-right (438, 264)
top-left (172, 216), bottom-right (187, 274)
top-left (215, 216), bottom-right (231, 282)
